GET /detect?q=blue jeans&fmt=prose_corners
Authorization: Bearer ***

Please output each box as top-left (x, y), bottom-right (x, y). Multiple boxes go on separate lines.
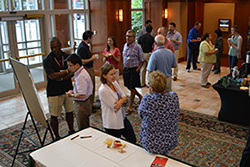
top-left (186, 43), bottom-right (199, 70)
top-left (228, 55), bottom-right (238, 72)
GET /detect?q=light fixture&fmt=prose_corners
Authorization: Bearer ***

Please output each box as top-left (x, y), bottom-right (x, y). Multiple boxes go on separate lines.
top-left (164, 8), bottom-right (168, 19)
top-left (118, 9), bottom-right (123, 22)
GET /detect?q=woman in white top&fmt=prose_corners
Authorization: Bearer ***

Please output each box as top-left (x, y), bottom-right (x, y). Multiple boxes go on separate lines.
top-left (99, 64), bottom-right (136, 143)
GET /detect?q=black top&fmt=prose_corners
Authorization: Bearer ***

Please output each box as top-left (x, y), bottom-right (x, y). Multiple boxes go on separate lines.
top-left (138, 33), bottom-right (154, 53)
top-left (77, 41), bottom-right (93, 68)
top-left (43, 51), bottom-right (73, 97)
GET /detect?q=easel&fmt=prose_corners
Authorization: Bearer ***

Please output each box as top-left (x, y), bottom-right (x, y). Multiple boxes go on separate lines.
top-left (9, 58), bottom-right (55, 167)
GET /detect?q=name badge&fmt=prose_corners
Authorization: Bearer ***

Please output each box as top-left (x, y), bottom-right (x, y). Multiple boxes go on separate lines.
top-left (127, 56), bottom-right (130, 60)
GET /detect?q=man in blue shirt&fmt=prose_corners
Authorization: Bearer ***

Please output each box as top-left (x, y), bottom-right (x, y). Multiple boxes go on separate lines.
top-left (186, 21), bottom-right (201, 72)
top-left (147, 35), bottom-right (177, 92)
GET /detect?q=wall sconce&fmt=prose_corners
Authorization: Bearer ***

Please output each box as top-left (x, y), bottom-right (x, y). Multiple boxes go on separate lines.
top-left (118, 9), bottom-right (123, 22)
top-left (164, 8), bottom-right (168, 19)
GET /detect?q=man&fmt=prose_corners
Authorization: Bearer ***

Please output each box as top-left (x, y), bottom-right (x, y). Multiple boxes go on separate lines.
top-left (153, 27), bottom-right (175, 54)
top-left (77, 30), bottom-right (98, 112)
top-left (43, 37), bottom-right (75, 140)
top-left (137, 20), bottom-right (155, 41)
top-left (186, 21), bottom-right (202, 72)
top-left (147, 35), bottom-right (177, 93)
top-left (167, 22), bottom-right (182, 81)
top-left (66, 54), bottom-right (93, 130)
top-left (138, 24), bottom-right (155, 87)
top-left (123, 30), bottom-right (145, 115)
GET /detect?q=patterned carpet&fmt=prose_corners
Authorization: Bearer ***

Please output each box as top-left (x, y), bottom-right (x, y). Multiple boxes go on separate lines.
top-left (0, 100), bottom-right (248, 167)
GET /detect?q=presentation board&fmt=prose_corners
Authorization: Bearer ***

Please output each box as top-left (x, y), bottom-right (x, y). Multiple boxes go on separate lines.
top-left (10, 58), bottom-right (47, 127)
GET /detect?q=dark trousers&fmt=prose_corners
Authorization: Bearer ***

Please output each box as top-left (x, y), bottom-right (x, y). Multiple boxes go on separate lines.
top-left (214, 51), bottom-right (222, 71)
top-left (229, 55), bottom-right (238, 72)
top-left (104, 117), bottom-right (136, 144)
top-left (240, 124), bottom-right (250, 167)
top-left (186, 43), bottom-right (199, 70)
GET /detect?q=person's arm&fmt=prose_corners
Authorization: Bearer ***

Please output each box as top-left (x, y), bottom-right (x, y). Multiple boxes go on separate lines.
top-left (78, 46), bottom-right (97, 65)
top-left (66, 90), bottom-right (86, 99)
top-left (136, 46), bottom-right (145, 72)
top-left (203, 43), bottom-right (218, 55)
top-left (189, 30), bottom-right (201, 42)
top-left (111, 48), bottom-right (121, 63)
top-left (81, 55), bottom-right (96, 65)
top-left (99, 86), bottom-right (118, 110)
top-left (230, 36), bottom-right (242, 51)
top-left (170, 33), bottom-right (182, 45)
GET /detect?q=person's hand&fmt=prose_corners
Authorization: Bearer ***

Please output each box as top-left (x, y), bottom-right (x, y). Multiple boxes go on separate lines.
top-left (197, 37), bottom-right (201, 41)
top-left (114, 101), bottom-right (122, 111)
top-left (170, 38), bottom-right (174, 42)
top-left (92, 54), bottom-right (97, 61)
top-left (66, 90), bottom-right (73, 97)
top-left (136, 67), bottom-right (140, 73)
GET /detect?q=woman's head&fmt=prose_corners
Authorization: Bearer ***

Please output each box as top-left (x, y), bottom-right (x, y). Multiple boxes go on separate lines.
top-left (231, 25), bottom-right (239, 35)
top-left (201, 33), bottom-right (211, 41)
top-left (100, 64), bottom-right (116, 84)
top-left (215, 29), bottom-right (222, 37)
top-left (148, 71), bottom-right (167, 93)
top-left (107, 36), bottom-right (117, 51)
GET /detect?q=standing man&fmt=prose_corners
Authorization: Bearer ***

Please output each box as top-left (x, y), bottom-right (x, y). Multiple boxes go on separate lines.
top-left (186, 21), bottom-right (202, 72)
top-left (138, 24), bottom-right (155, 87)
top-left (167, 22), bottom-right (182, 81)
top-left (153, 27), bottom-right (175, 54)
top-left (77, 30), bottom-right (98, 112)
top-left (43, 37), bottom-right (75, 140)
top-left (137, 20), bottom-right (155, 41)
top-left (147, 35), bottom-right (177, 93)
top-left (66, 54), bottom-right (93, 130)
top-left (123, 30), bottom-right (145, 115)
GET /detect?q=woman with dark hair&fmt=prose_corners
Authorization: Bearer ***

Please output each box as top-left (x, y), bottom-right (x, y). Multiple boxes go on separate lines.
top-left (213, 29), bottom-right (224, 74)
top-left (103, 36), bottom-right (121, 82)
top-left (227, 25), bottom-right (243, 72)
top-left (198, 33), bottom-right (218, 88)
top-left (98, 64), bottom-right (136, 143)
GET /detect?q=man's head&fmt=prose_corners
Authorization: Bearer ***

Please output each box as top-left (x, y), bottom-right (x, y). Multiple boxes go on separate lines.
top-left (67, 54), bottom-right (82, 73)
top-left (169, 22), bottom-right (176, 33)
top-left (157, 27), bottom-right (168, 36)
top-left (155, 35), bottom-right (165, 46)
top-left (146, 24), bottom-right (153, 33)
top-left (82, 30), bottom-right (94, 44)
top-left (126, 30), bottom-right (136, 44)
top-left (50, 37), bottom-right (62, 57)
top-left (145, 20), bottom-right (152, 26)
top-left (194, 21), bottom-right (201, 30)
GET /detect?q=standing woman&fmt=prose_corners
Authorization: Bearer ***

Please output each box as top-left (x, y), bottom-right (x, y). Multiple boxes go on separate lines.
top-left (103, 36), bottom-right (121, 82)
top-left (213, 29), bottom-right (224, 74)
top-left (198, 33), bottom-right (218, 88)
top-left (99, 64), bottom-right (136, 143)
top-left (227, 25), bottom-right (243, 72)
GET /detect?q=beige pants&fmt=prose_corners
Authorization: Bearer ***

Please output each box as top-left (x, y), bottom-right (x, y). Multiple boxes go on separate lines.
top-left (173, 50), bottom-right (179, 78)
top-left (86, 67), bottom-right (95, 106)
top-left (140, 53), bottom-right (151, 86)
top-left (48, 94), bottom-right (73, 117)
top-left (200, 62), bottom-right (213, 86)
top-left (74, 99), bottom-right (92, 130)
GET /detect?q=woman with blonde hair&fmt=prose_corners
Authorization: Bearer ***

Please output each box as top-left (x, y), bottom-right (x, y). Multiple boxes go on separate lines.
top-left (138, 71), bottom-right (179, 154)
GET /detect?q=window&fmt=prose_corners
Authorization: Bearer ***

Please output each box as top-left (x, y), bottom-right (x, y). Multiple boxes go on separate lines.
top-left (131, 0), bottom-right (144, 36)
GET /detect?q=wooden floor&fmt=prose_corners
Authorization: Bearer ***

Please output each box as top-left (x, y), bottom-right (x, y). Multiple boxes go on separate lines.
top-left (0, 61), bottom-right (231, 131)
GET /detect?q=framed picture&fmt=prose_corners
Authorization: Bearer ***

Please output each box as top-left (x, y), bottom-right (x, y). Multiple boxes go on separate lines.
top-left (218, 19), bottom-right (231, 32)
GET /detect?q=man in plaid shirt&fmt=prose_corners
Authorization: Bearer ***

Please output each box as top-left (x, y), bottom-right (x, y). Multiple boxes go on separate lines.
top-left (122, 30), bottom-right (145, 115)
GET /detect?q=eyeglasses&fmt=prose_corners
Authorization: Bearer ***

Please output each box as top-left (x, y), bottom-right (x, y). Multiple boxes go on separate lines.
top-left (68, 64), bottom-right (75, 67)
top-left (126, 35), bottom-right (134, 38)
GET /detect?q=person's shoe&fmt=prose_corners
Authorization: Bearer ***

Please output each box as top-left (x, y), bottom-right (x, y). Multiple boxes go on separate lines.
top-left (214, 70), bottom-right (220, 74)
top-left (193, 68), bottom-right (201, 71)
top-left (201, 85), bottom-right (209, 88)
top-left (186, 69), bottom-right (190, 72)
top-left (55, 136), bottom-right (61, 141)
top-left (68, 130), bottom-right (76, 135)
top-left (207, 82), bottom-right (211, 86)
top-left (212, 68), bottom-right (215, 72)
top-left (125, 110), bottom-right (132, 115)
top-left (92, 102), bottom-right (101, 109)
top-left (173, 77), bottom-right (177, 81)
top-left (92, 108), bottom-right (97, 113)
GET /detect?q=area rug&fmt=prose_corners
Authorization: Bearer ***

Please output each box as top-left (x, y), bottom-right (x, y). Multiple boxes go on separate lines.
top-left (0, 101), bottom-right (248, 167)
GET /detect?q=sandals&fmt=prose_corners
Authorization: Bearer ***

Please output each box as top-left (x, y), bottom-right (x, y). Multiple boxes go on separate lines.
top-left (125, 110), bottom-right (133, 115)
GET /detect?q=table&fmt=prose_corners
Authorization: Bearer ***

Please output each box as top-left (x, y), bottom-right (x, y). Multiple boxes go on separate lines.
top-left (30, 127), bottom-right (192, 167)
top-left (213, 81), bottom-right (250, 125)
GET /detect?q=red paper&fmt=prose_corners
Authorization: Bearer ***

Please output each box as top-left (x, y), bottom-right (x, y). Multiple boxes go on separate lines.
top-left (150, 156), bottom-right (168, 167)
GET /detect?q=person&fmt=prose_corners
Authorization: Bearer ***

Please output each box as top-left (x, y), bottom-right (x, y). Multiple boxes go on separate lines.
top-left (99, 64), bottom-right (136, 143)
top-left (227, 25), bottom-right (243, 72)
top-left (122, 30), bottom-right (145, 115)
top-left (153, 27), bottom-right (175, 54)
top-left (198, 33), bottom-right (218, 88)
top-left (147, 35), bottom-right (177, 93)
top-left (138, 70), bottom-right (179, 154)
top-left (186, 21), bottom-right (202, 72)
top-left (138, 24), bottom-right (155, 87)
top-left (43, 37), bottom-right (75, 140)
top-left (167, 22), bottom-right (182, 81)
top-left (213, 29), bottom-right (224, 74)
top-left (77, 30), bottom-right (99, 112)
top-left (240, 124), bottom-right (250, 167)
top-left (137, 20), bottom-right (155, 41)
top-left (103, 36), bottom-right (121, 82)
top-left (66, 54), bottom-right (93, 130)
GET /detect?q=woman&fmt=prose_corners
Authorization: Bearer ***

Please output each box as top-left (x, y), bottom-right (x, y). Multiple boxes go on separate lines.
top-left (138, 71), bottom-right (179, 154)
top-left (213, 29), bottom-right (224, 74)
top-left (227, 25), bottom-right (243, 72)
top-left (103, 36), bottom-right (121, 82)
top-left (198, 33), bottom-right (218, 88)
top-left (99, 64), bottom-right (136, 143)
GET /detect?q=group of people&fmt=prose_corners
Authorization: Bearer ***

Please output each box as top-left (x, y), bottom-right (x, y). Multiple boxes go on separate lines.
top-left (42, 19), bottom-right (244, 157)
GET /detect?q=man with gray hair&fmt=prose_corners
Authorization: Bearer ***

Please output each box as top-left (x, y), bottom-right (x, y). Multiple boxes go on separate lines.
top-left (147, 35), bottom-right (177, 92)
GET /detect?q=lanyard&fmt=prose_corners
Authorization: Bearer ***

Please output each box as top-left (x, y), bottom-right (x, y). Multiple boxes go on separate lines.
top-left (125, 42), bottom-right (136, 57)
top-left (54, 56), bottom-right (64, 69)
top-left (110, 83), bottom-right (121, 99)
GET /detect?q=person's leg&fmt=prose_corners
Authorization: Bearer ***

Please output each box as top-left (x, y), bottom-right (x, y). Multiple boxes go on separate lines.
top-left (217, 52), bottom-right (221, 72)
top-left (140, 53), bottom-right (149, 86)
top-left (50, 116), bottom-right (59, 139)
top-left (64, 95), bottom-right (74, 133)
top-left (240, 124), bottom-right (250, 167)
top-left (128, 88), bottom-right (136, 111)
top-left (232, 56), bottom-right (238, 69)
top-left (104, 128), bottom-right (121, 138)
top-left (201, 63), bottom-right (212, 86)
top-left (121, 117), bottom-right (136, 144)
top-left (74, 99), bottom-right (92, 130)
top-left (173, 50), bottom-right (179, 79)
top-left (229, 55), bottom-right (232, 72)
top-left (186, 44), bottom-right (192, 70)
top-left (192, 44), bottom-right (199, 70)
top-left (200, 62), bottom-right (206, 86)
top-left (86, 67), bottom-right (95, 106)
top-left (165, 76), bottom-right (172, 93)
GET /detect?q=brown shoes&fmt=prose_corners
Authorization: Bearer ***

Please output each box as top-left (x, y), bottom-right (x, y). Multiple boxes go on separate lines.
top-left (173, 77), bottom-right (177, 81)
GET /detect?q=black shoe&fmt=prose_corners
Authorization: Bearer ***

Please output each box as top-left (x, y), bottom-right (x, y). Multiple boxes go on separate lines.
top-left (55, 136), bottom-right (61, 141)
top-left (68, 130), bottom-right (76, 135)
top-left (201, 85), bottom-right (209, 88)
top-left (212, 68), bottom-right (215, 72)
top-left (92, 108), bottom-right (97, 113)
top-left (173, 77), bottom-right (177, 81)
top-left (207, 82), bottom-right (211, 86)
top-left (214, 70), bottom-right (220, 74)
top-left (92, 102), bottom-right (101, 109)
top-left (193, 68), bottom-right (201, 71)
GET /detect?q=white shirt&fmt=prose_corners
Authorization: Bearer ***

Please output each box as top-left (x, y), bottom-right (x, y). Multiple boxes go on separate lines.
top-left (99, 81), bottom-right (126, 129)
